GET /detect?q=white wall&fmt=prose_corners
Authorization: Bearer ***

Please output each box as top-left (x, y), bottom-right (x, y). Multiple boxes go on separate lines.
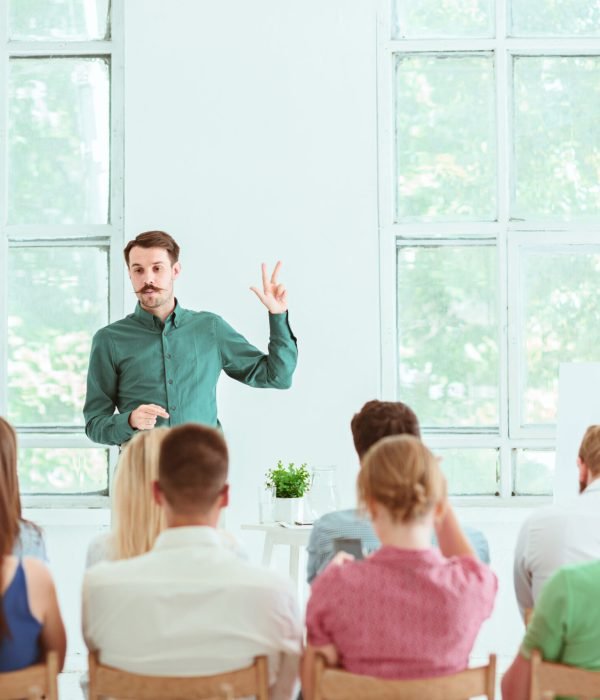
top-left (29, 1), bottom-right (537, 692)
top-left (123, 0), bottom-right (381, 519)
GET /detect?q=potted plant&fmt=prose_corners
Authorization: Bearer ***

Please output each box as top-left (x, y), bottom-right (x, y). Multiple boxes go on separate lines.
top-left (266, 461), bottom-right (311, 523)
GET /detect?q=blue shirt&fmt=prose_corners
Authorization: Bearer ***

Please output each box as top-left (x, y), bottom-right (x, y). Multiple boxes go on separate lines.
top-left (306, 508), bottom-right (491, 583)
top-left (12, 521), bottom-right (47, 562)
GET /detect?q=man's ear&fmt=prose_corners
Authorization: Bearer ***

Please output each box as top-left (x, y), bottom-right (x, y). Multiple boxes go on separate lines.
top-left (172, 261), bottom-right (181, 280)
top-left (578, 457), bottom-right (590, 487)
top-left (220, 483), bottom-right (230, 509)
top-left (152, 479), bottom-right (164, 506)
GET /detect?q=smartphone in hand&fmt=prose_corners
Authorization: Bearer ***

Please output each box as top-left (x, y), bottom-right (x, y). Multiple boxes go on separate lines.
top-left (333, 537), bottom-right (364, 560)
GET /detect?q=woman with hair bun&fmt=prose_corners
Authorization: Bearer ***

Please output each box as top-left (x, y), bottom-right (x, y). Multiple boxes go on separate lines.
top-left (302, 435), bottom-right (497, 698)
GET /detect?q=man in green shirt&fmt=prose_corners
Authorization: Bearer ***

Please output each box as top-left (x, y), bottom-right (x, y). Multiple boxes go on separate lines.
top-left (501, 559), bottom-right (600, 699)
top-left (84, 231), bottom-right (297, 446)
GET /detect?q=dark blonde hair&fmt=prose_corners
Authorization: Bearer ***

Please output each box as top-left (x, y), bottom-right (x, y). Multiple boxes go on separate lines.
top-left (123, 231), bottom-right (180, 266)
top-left (358, 435), bottom-right (445, 523)
top-left (579, 425), bottom-right (600, 476)
top-left (112, 429), bottom-right (168, 560)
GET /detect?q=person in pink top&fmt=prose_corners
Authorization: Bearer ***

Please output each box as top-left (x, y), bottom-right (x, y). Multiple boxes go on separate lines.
top-left (301, 435), bottom-right (497, 698)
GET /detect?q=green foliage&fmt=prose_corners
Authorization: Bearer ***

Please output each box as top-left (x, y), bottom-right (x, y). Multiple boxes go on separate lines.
top-left (265, 461), bottom-right (311, 499)
top-left (397, 245), bottom-right (499, 428)
top-left (8, 56), bottom-right (110, 225)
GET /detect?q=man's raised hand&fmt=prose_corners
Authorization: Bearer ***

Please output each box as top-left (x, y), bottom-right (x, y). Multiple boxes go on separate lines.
top-left (250, 261), bottom-right (288, 314)
top-left (129, 404), bottom-right (169, 431)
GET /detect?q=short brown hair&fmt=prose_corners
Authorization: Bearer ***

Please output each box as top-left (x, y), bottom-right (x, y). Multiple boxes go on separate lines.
top-left (579, 425), bottom-right (600, 476)
top-left (351, 400), bottom-right (420, 458)
top-left (123, 231), bottom-right (180, 266)
top-left (358, 435), bottom-right (445, 523)
top-left (158, 424), bottom-right (228, 515)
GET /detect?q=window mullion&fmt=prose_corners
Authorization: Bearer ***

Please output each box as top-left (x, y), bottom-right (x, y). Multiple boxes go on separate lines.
top-left (0, 1), bottom-right (8, 417)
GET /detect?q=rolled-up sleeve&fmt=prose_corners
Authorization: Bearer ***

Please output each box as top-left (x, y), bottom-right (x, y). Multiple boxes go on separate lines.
top-left (84, 330), bottom-right (135, 446)
top-left (216, 312), bottom-right (298, 389)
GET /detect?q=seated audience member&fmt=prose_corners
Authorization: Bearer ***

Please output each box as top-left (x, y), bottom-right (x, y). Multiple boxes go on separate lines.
top-left (0, 467), bottom-right (66, 671)
top-left (306, 400), bottom-right (490, 582)
top-left (502, 559), bottom-right (600, 700)
top-left (0, 417), bottom-right (47, 561)
top-left (302, 435), bottom-right (497, 698)
top-left (513, 424), bottom-right (600, 619)
top-left (83, 423), bottom-right (302, 700)
top-left (85, 428), bottom-right (244, 568)
top-left (86, 429), bottom-right (169, 567)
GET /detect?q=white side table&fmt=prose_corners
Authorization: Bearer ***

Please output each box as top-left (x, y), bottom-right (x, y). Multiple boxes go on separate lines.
top-left (241, 523), bottom-right (312, 587)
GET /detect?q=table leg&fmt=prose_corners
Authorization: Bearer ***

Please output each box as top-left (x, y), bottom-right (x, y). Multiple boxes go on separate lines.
top-left (289, 544), bottom-right (300, 585)
top-left (262, 533), bottom-right (275, 567)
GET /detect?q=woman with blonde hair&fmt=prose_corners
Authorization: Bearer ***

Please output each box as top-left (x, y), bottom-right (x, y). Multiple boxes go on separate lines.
top-left (302, 435), bottom-right (497, 698)
top-left (0, 417), bottom-right (66, 671)
top-left (86, 428), bottom-right (168, 566)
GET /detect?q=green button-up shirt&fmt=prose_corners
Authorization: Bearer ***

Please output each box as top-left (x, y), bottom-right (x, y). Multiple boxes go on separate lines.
top-left (83, 302), bottom-right (298, 446)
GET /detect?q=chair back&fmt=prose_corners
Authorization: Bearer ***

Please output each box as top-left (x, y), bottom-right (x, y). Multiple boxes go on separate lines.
top-left (529, 649), bottom-right (600, 700)
top-left (0, 651), bottom-right (59, 700)
top-left (88, 652), bottom-right (269, 699)
top-left (314, 654), bottom-right (496, 700)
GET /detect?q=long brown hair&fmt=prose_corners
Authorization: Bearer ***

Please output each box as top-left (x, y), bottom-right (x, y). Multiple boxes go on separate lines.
top-left (0, 417), bottom-right (24, 638)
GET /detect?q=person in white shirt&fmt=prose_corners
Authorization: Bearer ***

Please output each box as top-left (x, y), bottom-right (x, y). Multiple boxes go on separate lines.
top-left (513, 424), bottom-right (600, 619)
top-left (82, 423), bottom-right (302, 700)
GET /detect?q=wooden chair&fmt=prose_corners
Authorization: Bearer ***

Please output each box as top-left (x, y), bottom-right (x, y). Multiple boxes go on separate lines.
top-left (0, 651), bottom-right (59, 700)
top-left (88, 652), bottom-right (269, 699)
top-left (529, 649), bottom-right (600, 700)
top-left (313, 653), bottom-right (496, 700)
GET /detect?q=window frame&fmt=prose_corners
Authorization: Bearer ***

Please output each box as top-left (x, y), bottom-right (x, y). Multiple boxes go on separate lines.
top-left (377, 0), bottom-right (600, 501)
top-left (0, 0), bottom-right (124, 505)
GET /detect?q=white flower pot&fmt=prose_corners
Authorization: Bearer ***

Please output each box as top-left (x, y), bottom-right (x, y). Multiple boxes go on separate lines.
top-left (273, 497), bottom-right (304, 524)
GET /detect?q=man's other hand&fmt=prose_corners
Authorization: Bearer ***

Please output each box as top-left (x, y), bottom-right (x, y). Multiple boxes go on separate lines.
top-left (129, 404), bottom-right (169, 430)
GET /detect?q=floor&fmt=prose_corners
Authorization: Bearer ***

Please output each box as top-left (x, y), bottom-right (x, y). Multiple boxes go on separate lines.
top-left (59, 672), bottom-right (85, 700)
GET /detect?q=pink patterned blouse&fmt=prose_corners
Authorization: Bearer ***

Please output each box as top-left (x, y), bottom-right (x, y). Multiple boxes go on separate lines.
top-left (306, 546), bottom-right (497, 679)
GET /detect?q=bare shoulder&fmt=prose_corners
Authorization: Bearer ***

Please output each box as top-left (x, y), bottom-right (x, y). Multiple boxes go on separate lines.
top-left (22, 557), bottom-right (54, 591)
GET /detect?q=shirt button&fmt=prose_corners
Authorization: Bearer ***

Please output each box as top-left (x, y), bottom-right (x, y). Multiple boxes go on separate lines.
top-left (171, 406), bottom-right (176, 411)
top-left (168, 379), bottom-right (173, 385)
top-left (166, 353), bottom-right (172, 359)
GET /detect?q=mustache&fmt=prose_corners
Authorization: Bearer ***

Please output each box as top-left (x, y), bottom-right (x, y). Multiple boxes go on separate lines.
top-left (136, 285), bottom-right (164, 294)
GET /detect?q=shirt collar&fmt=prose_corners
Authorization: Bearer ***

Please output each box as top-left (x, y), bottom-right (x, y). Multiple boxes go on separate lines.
top-left (153, 526), bottom-right (222, 551)
top-left (133, 299), bottom-right (185, 329)
top-left (583, 479), bottom-right (600, 495)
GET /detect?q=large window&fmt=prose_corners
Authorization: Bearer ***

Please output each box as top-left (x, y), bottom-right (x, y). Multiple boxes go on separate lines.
top-left (0, 0), bottom-right (123, 498)
top-left (380, 0), bottom-right (600, 497)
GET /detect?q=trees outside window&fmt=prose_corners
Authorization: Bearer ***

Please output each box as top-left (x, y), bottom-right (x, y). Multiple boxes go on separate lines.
top-left (0, 0), bottom-right (123, 497)
top-left (383, 0), bottom-right (600, 497)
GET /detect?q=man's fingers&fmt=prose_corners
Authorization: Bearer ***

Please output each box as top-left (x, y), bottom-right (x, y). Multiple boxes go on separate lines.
top-left (270, 260), bottom-right (282, 285)
top-left (250, 286), bottom-right (267, 304)
top-left (140, 404), bottom-right (169, 418)
top-left (261, 263), bottom-right (269, 292)
top-left (275, 283), bottom-right (286, 299)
